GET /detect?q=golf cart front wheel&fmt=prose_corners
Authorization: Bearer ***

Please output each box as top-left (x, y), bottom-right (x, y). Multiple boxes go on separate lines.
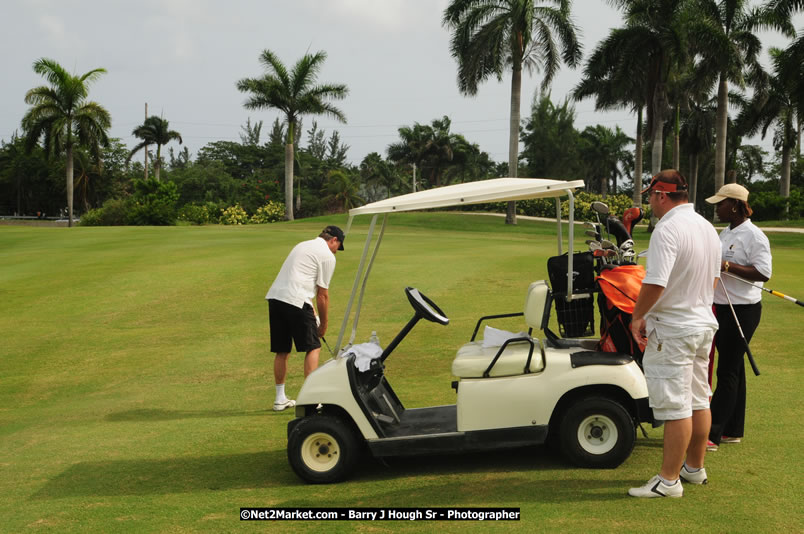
top-left (288, 415), bottom-right (359, 484)
top-left (559, 397), bottom-right (635, 468)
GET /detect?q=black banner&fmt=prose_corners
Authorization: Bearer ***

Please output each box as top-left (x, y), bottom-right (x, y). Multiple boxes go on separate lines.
top-left (240, 507), bottom-right (521, 521)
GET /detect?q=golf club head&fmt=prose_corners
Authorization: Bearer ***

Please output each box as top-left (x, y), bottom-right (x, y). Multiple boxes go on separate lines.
top-left (601, 239), bottom-right (616, 249)
top-left (588, 241), bottom-right (603, 251)
top-left (637, 249), bottom-right (648, 258)
top-left (619, 239), bottom-right (635, 251)
top-left (591, 201), bottom-right (610, 216)
top-left (585, 229), bottom-right (601, 240)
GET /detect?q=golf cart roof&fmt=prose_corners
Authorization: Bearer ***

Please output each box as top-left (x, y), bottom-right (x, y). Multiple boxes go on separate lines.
top-left (348, 177), bottom-right (585, 216)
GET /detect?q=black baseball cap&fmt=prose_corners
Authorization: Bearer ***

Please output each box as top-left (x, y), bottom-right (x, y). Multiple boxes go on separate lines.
top-left (323, 225), bottom-right (345, 250)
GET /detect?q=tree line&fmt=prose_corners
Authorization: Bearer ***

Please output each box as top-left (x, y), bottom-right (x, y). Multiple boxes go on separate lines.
top-left (1, 0), bottom-right (802, 226)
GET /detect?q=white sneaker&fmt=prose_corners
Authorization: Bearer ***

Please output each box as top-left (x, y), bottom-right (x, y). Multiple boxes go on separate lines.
top-left (628, 475), bottom-right (683, 498)
top-left (680, 464), bottom-right (708, 485)
top-left (273, 398), bottom-right (296, 412)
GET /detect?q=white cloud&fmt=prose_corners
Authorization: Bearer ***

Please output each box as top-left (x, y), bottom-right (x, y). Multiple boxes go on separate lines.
top-left (37, 14), bottom-right (69, 46)
top-left (316, 0), bottom-right (448, 33)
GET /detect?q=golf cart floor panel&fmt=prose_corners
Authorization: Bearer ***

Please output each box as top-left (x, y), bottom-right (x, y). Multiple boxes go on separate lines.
top-left (381, 405), bottom-right (457, 438)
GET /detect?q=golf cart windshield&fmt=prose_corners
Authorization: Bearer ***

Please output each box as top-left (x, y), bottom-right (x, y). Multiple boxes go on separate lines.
top-left (337, 177), bottom-right (585, 353)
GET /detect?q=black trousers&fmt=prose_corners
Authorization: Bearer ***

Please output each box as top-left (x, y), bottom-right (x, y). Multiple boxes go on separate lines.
top-left (709, 302), bottom-right (762, 444)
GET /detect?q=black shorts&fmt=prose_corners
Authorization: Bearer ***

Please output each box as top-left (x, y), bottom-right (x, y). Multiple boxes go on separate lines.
top-left (268, 299), bottom-right (321, 353)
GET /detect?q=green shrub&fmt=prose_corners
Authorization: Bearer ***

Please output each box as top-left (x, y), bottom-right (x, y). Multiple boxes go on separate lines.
top-left (250, 201), bottom-right (285, 224)
top-left (750, 190), bottom-right (802, 221)
top-left (220, 204), bottom-right (249, 225)
top-left (178, 204), bottom-right (213, 225)
top-left (79, 198), bottom-right (130, 226)
top-left (127, 179), bottom-right (179, 226)
top-left (464, 191), bottom-right (638, 221)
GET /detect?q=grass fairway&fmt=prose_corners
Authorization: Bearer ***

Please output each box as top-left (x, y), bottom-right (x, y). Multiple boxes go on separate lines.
top-left (1, 213), bottom-right (802, 533)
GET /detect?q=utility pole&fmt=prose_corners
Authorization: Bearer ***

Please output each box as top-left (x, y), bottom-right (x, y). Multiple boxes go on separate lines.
top-left (144, 103), bottom-right (149, 180)
top-left (412, 163), bottom-right (417, 193)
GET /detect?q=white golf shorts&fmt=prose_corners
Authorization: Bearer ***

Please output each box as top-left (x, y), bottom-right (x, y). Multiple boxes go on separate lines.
top-left (642, 329), bottom-right (714, 421)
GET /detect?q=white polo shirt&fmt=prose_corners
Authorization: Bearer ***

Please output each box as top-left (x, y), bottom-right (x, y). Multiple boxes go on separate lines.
top-left (266, 237), bottom-right (336, 309)
top-left (714, 219), bottom-right (772, 305)
top-left (643, 203), bottom-right (721, 339)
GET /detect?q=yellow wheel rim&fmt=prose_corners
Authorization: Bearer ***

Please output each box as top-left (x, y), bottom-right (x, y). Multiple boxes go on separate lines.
top-left (300, 431), bottom-right (340, 472)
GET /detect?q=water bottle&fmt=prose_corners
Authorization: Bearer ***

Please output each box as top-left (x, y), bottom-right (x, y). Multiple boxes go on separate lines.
top-left (369, 331), bottom-right (380, 346)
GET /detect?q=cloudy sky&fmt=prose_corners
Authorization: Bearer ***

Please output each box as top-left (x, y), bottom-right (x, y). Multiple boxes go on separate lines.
top-left (1, 0), bottom-right (800, 167)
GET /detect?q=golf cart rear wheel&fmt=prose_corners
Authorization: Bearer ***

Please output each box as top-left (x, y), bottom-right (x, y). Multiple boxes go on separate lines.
top-left (288, 415), bottom-right (359, 484)
top-left (559, 397), bottom-right (635, 468)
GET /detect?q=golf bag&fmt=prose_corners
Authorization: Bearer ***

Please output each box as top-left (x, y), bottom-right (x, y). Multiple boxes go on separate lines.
top-left (547, 252), bottom-right (596, 338)
top-left (596, 264), bottom-right (647, 363)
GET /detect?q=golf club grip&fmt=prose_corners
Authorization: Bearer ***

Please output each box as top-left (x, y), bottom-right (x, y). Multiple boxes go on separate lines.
top-left (744, 343), bottom-right (760, 376)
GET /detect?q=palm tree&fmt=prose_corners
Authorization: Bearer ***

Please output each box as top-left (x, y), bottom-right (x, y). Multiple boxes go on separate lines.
top-left (605, 0), bottom-right (693, 182)
top-left (579, 125), bottom-right (634, 197)
top-left (127, 116), bottom-right (182, 182)
top-left (573, 29), bottom-right (650, 206)
top-left (387, 117), bottom-right (462, 188)
top-left (387, 122), bottom-right (432, 191)
top-left (73, 148), bottom-right (103, 213)
top-left (325, 169), bottom-right (364, 212)
top-left (737, 46), bottom-right (801, 213)
top-left (237, 50), bottom-right (348, 220)
top-left (688, 0), bottom-right (794, 194)
top-left (21, 58), bottom-right (111, 227)
top-left (360, 152), bottom-right (399, 200)
top-left (443, 0), bottom-right (582, 225)
top-left (679, 98), bottom-right (716, 205)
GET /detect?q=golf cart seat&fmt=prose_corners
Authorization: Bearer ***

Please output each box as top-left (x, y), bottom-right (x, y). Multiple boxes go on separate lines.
top-left (452, 281), bottom-right (550, 378)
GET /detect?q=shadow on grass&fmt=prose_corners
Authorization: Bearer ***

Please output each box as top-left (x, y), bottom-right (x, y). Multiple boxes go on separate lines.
top-left (32, 450), bottom-right (295, 499)
top-left (277, 447), bottom-right (649, 504)
top-left (105, 408), bottom-right (276, 422)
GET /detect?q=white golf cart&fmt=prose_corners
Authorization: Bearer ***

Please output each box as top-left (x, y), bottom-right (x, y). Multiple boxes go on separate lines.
top-left (286, 178), bottom-right (654, 483)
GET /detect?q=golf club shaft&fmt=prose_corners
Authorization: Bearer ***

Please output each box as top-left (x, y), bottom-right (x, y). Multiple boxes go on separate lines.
top-left (321, 336), bottom-right (334, 356)
top-left (718, 279), bottom-right (760, 376)
top-left (722, 271), bottom-right (804, 307)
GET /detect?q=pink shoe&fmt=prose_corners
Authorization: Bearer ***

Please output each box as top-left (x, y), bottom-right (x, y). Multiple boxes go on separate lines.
top-left (706, 440), bottom-right (718, 451)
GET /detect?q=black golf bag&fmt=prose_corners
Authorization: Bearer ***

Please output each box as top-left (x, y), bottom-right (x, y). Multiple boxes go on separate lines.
top-left (547, 252), bottom-right (596, 338)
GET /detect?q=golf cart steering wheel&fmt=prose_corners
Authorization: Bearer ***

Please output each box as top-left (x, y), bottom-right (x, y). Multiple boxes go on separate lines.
top-left (405, 287), bottom-right (449, 325)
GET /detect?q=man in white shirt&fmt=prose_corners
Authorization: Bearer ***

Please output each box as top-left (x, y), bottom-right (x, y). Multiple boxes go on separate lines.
top-left (266, 225), bottom-right (344, 411)
top-left (628, 170), bottom-right (721, 498)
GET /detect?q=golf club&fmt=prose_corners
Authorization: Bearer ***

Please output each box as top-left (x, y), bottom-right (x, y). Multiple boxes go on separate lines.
top-left (601, 239), bottom-right (616, 250)
top-left (718, 279), bottom-right (760, 376)
top-left (592, 201), bottom-right (611, 240)
top-left (722, 271), bottom-right (804, 307)
top-left (321, 336), bottom-right (335, 357)
top-left (585, 229), bottom-right (601, 240)
top-left (591, 201), bottom-right (610, 216)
